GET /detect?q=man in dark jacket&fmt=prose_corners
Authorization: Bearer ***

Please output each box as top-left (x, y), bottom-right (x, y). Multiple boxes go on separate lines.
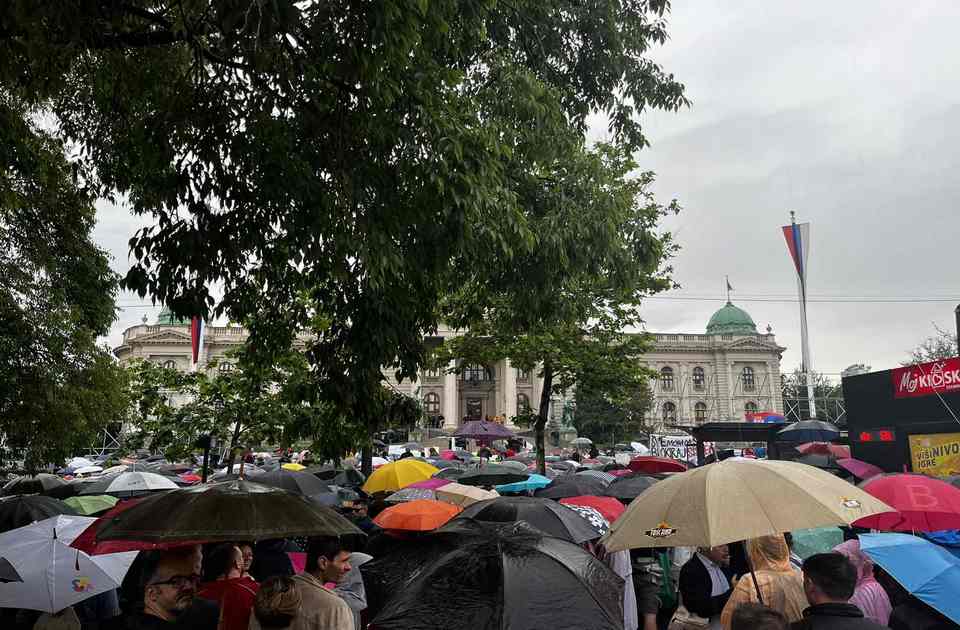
top-left (679, 545), bottom-right (734, 626)
top-left (791, 553), bottom-right (888, 630)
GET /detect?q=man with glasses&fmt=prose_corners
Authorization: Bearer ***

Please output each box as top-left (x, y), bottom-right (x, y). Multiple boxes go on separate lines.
top-left (127, 548), bottom-right (218, 630)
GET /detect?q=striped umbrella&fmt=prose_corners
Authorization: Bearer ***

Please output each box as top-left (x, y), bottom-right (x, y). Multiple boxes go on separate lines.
top-left (575, 470), bottom-right (616, 486)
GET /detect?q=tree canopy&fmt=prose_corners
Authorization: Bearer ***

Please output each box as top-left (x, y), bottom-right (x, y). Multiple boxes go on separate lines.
top-left (904, 325), bottom-right (958, 365)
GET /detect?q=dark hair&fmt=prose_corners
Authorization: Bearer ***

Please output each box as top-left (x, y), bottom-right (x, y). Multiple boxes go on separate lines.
top-left (254, 576), bottom-right (301, 629)
top-left (203, 543), bottom-right (239, 581)
top-left (730, 603), bottom-right (789, 630)
top-left (802, 552), bottom-right (857, 600)
top-left (305, 537), bottom-right (345, 572)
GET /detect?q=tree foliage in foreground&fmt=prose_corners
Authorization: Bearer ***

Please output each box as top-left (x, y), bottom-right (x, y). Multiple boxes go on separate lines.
top-left (904, 325), bottom-right (958, 366)
top-left (572, 381), bottom-right (653, 446)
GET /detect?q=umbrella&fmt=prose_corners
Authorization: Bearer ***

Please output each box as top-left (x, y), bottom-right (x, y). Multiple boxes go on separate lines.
top-left (403, 442), bottom-right (422, 452)
top-left (281, 462), bottom-right (306, 471)
top-left (178, 473), bottom-right (202, 484)
top-left (371, 456), bottom-right (389, 468)
top-left (331, 469), bottom-right (366, 487)
top-left (1, 474), bottom-right (66, 497)
top-left (373, 499), bottom-right (462, 532)
top-left (407, 478), bottom-right (451, 490)
top-left (575, 470), bottom-right (617, 485)
top-left (255, 469), bottom-right (331, 496)
top-left (795, 453), bottom-right (840, 469)
top-left (365, 520), bottom-right (623, 630)
top-left (603, 474), bottom-right (658, 501)
top-left (434, 483), bottom-right (498, 508)
top-left (457, 465), bottom-right (529, 487)
top-left (453, 420), bottom-right (516, 441)
top-left (79, 471), bottom-right (179, 497)
top-left (495, 474), bottom-right (552, 494)
top-left (439, 450), bottom-right (458, 461)
top-left (457, 496), bottom-right (604, 543)
top-left (777, 420), bottom-right (840, 442)
top-left (860, 532), bottom-right (960, 625)
top-left (385, 487), bottom-right (439, 503)
top-left (66, 457), bottom-right (94, 471)
top-left (0, 495), bottom-right (77, 533)
top-left (628, 456), bottom-right (688, 474)
top-left (853, 473), bottom-right (960, 531)
top-left (362, 460), bottom-right (440, 494)
top-left (69, 499), bottom-right (201, 555)
top-left (73, 465), bottom-right (104, 476)
top-left (100, 465), bottom-right (129, 476)
top-left (789, 527), bottom-right (843, 560)
top-left (0, 515), bottom-right (138, 612)
top-left (498, 460), bottom-right (529, 472)
top-left (88, 480), bottom-right (363, 544)
top-left (0, 557), bottom-right (22, 583)
top-left (945, 476), bottom-right (960, 490)
top-left (63, 495), bottom-right (118, 516)
top-left (211, 464), bottom-right (266, 480)
top-left (608, 468), bottom-right (633, 477)
top-left (570, 437), bottom-right (593, 447)
top-left (602, 459), bottom-right (895, 551)
top-left (534, 476), bottom-right (607, 500)
top-left (796, 442), bottom-right (850, 458)
top-left (560, 496), bottom-right (625, 523)
top-left (836, 458), bottom-right (884, 481)
top-left (433, 467), bottom-right (466, 480)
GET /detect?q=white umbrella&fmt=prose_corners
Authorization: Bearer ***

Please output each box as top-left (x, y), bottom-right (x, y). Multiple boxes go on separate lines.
top-left (66, 458), bottom-right (94, 471)
top-left (73, 466), bottom-right (103, 476)
top-left (372, 457), bottom-right (389, 467)
top-left (99, 465), bottom-right (128, 476)
top-left (570, 437), bottom-right (593, 447)
top-left (630, 442), bottom-right (650, 455)
top-left (0, 515), bottom-right (138, 612)
top-left (79, 472), bottom-right (178, 497)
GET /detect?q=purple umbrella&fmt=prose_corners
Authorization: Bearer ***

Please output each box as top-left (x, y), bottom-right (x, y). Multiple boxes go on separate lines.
top-left (837, 458), bottom-right (884, 480)
top-left (406, 478), bottom-right (452, 490)
top-left (453, 420), bottom-right (516, 441)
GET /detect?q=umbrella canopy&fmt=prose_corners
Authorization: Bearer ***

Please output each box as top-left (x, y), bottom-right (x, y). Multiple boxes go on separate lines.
top-left (795, 453), bottom-right (840, 470)
top-left (534, 476), bottom-right (607, 500)
top-left (371, 456), bottom-right (390, 468)
top-left (63, 495), bottom-right (118, 516)
top-left (575, 469), bottom-right (617, 486)
top-left (559, 496), bottom-right (626, 523)
top-left (836, 458), bottom-right (884, 481)
top-left (628, 456), bottom-right (688, 474)
top-left (433, 467), bottom-right (467, 480)
top-left (434, 483), bottom-right (498, 508)
top-left (385, 487), bottom-right (438, 503)
top-left (67, 457), bottom-right (95, 470)
top-left (89, 480), bottom-right (363, 544)
top-left (74, 466), bottom-right (104, 476)
top-left (602, 459), bottom-right (895, 551)
top-left (365, 520), bottom-right (623, 630)
top-left (457, 465), bottom-right (529, 487)
top-left (777, 420), bottom-right (840, 442)
top-left (331, 469), bottom-right (365, 487)
top-left (439, 450), bottom-right (458, 461)
top-left (853, 473), bottom-right (960, 532)
top-left (570, 437), bottom-right (593, 447)
top-left (498, 460), bottom-right (529, 472)
top-left (796, 442), bottom-right (850, 458)
top-left (362, 460), bottom-right (440, 494)
top-left (453, 420), bottom-right (516, 441)
top-left (281, 462), bottom-right (306, 471)
top-left (861, 532), bottom-right (960, 626)
top-left (407, 478), bottom-right (451, 490)
top-left (789, 527), bottom-right (843, 560)
top-left (1, 474), bottom-right (66, 497)
top-left (457, 496), bottom-right (604, 543)
top-left (0, 495), bottom-right (77, 533)
top-left (79, 471), bottom-right (179, 497)
top-left (178, 473), bottom-right (202, 484)
top-left (603, 474), bottom-right (658, 501)
top-left (495, 474), bottom-right (552, 494)
top-left (373, 499), bottom-right (462, 531)
top-left (255, 469), bottom-right (331, 496)
top-left (0, 515), bottom-right (138, 612)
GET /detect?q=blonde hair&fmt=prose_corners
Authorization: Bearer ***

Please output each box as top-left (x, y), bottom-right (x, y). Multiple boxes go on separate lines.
top-left (254, 576), bottom-right (302, 629)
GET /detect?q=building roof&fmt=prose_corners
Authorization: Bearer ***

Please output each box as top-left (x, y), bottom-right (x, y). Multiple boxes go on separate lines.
top-left (706, 301), bottom-right (757, 335)
top-left (155, 305), bottom-right (188, 326)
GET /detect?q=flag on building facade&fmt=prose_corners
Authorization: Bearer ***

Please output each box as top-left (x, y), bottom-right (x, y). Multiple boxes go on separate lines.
top-left (190, 316), bottom-right (205, 367)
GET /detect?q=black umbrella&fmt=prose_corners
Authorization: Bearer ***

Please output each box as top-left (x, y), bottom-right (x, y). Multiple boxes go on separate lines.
top-left (92, 480), bottom-right (363, 543)
top-left (256, 469), bottom-right (331, 496)
top-left (602, 474), bottom-right (657, 500)
top-left (777, 420), bottom-right (840, 442)
top-left (456, 496), bottom-right (603, 543)
top-left (457, 465), bottom-right (529, 487)
top-left (533, 476), bottom-right (607, 500)
top-left (1, 474), bottom-right (66, 497)
top-left (0, 495), bottom-right (77, 533)
top-left (795, 453), bottom-right (840, 470)
top-left (433, 467), bottom-right (466, 480)
top-left (309, 464), bottom-right (337, 480)
top-left (331, 469), bottom-right (365, 487)
top-left (364, 520), bottom-right (623, 630)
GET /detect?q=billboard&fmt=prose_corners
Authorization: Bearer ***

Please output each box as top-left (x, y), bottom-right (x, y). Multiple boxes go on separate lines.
top-left (892, 358), bottom-right (960, 399)
top-left (908, 432), bottom-right (960, 477)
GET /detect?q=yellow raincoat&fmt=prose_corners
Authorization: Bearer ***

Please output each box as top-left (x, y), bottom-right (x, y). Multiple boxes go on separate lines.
top-left (719, 535), bottom-right (807, 630)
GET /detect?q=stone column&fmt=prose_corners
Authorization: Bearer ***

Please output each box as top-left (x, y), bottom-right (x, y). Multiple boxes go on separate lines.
top-left (443, 360), bottom-right (458, 428)
top-left (727, 359), bottom-right (736, 421)
top-left (504, 359), bottom-right (517, 422)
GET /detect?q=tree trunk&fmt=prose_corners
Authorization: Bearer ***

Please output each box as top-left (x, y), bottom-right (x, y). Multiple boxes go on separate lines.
top-left (224, 416), bottom-right (243, 474)
top-left (361, 417), bottom-right (374, 477)
top-left (535, 363), bottom-right (553, 475)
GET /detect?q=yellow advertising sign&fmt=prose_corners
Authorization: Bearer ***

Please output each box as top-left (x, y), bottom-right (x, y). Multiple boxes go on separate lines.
top-left (908, 433), bottom-right (960, 477)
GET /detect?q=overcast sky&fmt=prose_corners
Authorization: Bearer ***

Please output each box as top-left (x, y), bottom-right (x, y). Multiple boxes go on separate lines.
top-left (96, 1), bottom-right (960, 379)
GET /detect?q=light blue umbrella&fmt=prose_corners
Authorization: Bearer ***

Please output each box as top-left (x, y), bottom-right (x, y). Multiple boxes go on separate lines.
top-left (860, 533), bottom-right (960, 625)
top-left (495, 474), bottom-right (552, 494)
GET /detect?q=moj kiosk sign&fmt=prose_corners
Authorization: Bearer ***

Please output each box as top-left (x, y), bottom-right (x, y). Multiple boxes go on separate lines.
top-left (892, 358), bottom-right (960, 399)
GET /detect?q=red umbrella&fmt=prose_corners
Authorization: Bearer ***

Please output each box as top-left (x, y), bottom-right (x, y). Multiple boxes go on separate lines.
top-left (836, 458), bottom-right (884, 481)
top-left (627, 456), bottom-right (687, 474)
top-left (559, 496), bottom-right (625, 523)
top-left (70, 499), bottom-right (205, 555)
top-left (439, 450), bottom-right (457, 461)
top-left (797, 442), bottom-right (851, 459)
top-left (608, 469), bottom-right (633, 478)
top-left (853, 473), bottom-right (960, 531)
top-left (178, 473), bottom-right (202, 484)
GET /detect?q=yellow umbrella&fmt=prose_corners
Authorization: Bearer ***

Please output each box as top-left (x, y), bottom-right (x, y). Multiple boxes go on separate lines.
top-left (602, 459), bottom-right (895, 552)
top-left (435, 483), bottom-right (498, 508)
top-left (281, 463), bottom-right (306, 471)
top-left (362, 459), bottom-right (439, 494)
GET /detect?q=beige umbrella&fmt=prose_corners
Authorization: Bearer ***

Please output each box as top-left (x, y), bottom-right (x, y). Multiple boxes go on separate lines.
top-left (602, 459), bottom-right (895, 552)
top-left (435, 483), bottom-right (498, 508)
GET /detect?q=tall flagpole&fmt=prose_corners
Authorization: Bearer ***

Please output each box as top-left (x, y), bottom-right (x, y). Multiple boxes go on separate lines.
top-left (781, 212), bottom-right (817, 419)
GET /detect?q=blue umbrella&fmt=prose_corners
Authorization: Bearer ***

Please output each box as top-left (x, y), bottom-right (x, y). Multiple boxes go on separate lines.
top-left (495, 474), bottom-right (552, 494)
top-left (777, 420), bottom-right (840, 442)
top-left (860, 533), bottom-right (960, 625)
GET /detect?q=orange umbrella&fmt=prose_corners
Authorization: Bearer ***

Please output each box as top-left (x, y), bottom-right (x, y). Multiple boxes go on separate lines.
top-left (373, 499), bottom-right (462, 532)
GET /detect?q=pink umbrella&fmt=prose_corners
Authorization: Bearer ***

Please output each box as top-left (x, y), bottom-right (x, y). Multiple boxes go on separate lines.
top-left (406, 478), bottom-right (452, 490)
top-left (440, 450), bottom-right (457, 461)
top-left (836, 458), bottom-right (884, 481)
top-left (797, 442), bottom-right (851, 458)
top-left (608, 469), bottom-right (633, 477)
top-left (854, 473), bottom-right (960, 532)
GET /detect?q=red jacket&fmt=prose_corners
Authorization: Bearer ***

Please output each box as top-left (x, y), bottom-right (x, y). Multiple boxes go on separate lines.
top-left (198, 576), bottom-right (260, 630)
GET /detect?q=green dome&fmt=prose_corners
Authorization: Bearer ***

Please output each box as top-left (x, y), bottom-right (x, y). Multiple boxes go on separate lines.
top-left (706, 301), bottom-right (757, 335)
top-left (155, 305), bottom-right (188, 326)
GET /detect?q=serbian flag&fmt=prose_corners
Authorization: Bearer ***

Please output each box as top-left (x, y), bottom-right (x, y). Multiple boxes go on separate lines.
top-left (781, 221), bottom-right (810, 287)
top-left (190, 316), bottom-right (205, 368)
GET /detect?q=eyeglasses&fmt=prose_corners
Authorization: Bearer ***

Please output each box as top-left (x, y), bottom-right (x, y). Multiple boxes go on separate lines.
top-left (148, 574), bottom-right (200, 590)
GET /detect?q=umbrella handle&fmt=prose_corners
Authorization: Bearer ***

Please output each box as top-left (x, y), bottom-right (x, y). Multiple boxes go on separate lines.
top-left (747, 557), bottom-right (765, 604)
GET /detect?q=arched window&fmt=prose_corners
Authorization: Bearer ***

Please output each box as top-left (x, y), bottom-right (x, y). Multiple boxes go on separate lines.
top-left (694, 402), bottom-right (707, 423)
top-left (660, 367), bottom-right (674, 392)
top-left (742, 366), bottom-right (756, 391)
top-left (464, 364), bottom-right (491, 382)
top-left (517, 393), bottom-right (531, 414)
top-left (516, 368), bottom-right (530, 382)
top-left (424, 392), bottom-right (440, 415)
top-left (745, 401), bottom-right (758, 415)
top-left (161, 360), bottom-right (177, 370)
top-left (217, 362), bottom-right (234, 374)
top-left (692, 367), bottom-right (705, 391)
top-left (662, 401), bottom-right (677, 422)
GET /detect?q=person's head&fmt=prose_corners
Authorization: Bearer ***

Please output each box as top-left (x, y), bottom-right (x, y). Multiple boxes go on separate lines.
top-left (254, 576), bottom-right (302, 630)
top-left (746, 534), bottom-right (791, 572)
top-left (344, 500), bottom-right (368, 519)
top-left (802, 552), bottom-right (857, 605)
top-left (238, 542), bottom-right (254, 574)
top-left (202, 543), bottom-right (243, 582)
top-left (832, 539), bottom-right (873, 584)
top-left (305, 537), bottom-right (351, 583)
top-left (140, 549), bottom-right (201, 621)
top-left (699, 544), bottom-right (730, 567)
top-left (730, 603), bottom-right (789, 630)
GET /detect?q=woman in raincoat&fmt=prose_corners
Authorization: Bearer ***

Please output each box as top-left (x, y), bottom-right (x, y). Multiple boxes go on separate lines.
top-left (719, 534), bottom-right (807, 630)
top-left (832, 539), bottom-right (892, 626)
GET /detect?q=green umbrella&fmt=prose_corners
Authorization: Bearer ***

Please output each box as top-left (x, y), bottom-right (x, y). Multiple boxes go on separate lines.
top-left (63, 494), bottom-right (118, 516)
top-left (789, 526), bottom-right (844, 560)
